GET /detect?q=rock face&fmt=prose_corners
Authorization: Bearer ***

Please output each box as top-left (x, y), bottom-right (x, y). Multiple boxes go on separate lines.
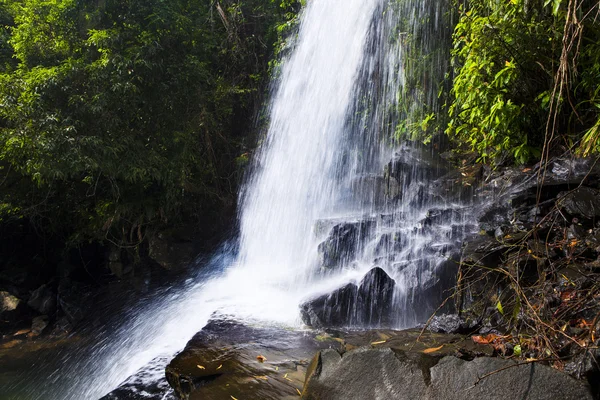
top-left (303, 347), bottom-right (594, 400)
top-left (558, 187), bottom-right (600, 219)
top-left (300, 267), bottom-right (395, 328)
top-left (317, 221), bottom-right (375, 270)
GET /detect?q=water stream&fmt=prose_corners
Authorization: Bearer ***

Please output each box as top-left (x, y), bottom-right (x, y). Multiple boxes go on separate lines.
top-left (3, 0), bottom-right (475, 398)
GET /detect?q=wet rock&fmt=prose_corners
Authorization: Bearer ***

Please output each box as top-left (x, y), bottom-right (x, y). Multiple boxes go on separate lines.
top-left (558, 187), bottom-right (600, 220)
top-left (101, 356), bottom-right (177, 400)
top-left (27, 284), bottom-right (56, 315)
top-left (479, 203), bottom-right (512, 233)
top-left (429, 356), bottom-right (593, 400)
top-left (303, 347), bottom-right (594, 400)
top-left (356, 267), bottom-right (395, 326)
top-left (427, 314), bottom-right (478, 334)
top-left (300, 267), bottom-right (395, 328)
top-left (304, 347), bottom-right (428, 399)
top-left (460, 234), bottom-right (506, 269)
top-left (385, 146), bottom-right (448, 191)
top-left (31, 315), bottom-right (49, 336)
top-left (317, 220), bottom-right (374, 270)
top-left (300, 283), bottom-right (359, 329)
top-left (0, 291), bottom-right (20, 313)
top-left (166, 318), bottom-right (330, 400)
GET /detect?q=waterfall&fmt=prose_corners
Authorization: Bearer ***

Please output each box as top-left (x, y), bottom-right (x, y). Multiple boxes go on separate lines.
top-left (5, 1), bottom-right (476, 399)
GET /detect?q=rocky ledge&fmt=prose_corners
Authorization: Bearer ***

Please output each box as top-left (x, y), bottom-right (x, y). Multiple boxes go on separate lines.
top-left (161, 318), bottom-right (594, 399)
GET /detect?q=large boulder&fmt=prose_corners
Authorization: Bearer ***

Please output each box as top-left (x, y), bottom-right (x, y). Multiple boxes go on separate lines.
top-left (300, 267), bottom-right (395, 328)
top-left (303, 347), bottom-right (594, 400)
top-left (165, 318), bottom-right (333, 400)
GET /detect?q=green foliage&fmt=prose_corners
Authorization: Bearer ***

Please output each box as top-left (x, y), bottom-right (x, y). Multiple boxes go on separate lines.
top-left (0, 0), bottom-right (295, 247)
top-left (446, 0), bottom-right (600, 164)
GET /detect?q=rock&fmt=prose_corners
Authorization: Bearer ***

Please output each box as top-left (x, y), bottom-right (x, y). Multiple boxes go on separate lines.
top-left (31, 315), bottom-right (49, 336)
top-left (300, 283), bottom-right (359, 329)
top-left (101, 356), bottom-right (177, 400)
top-left (0, 291), bottom-right (20, 313)
top-left (300, 267), bottom-right (395, 328)
top-left (558, 187), bottom-right (600, 220)
top-left (50, 317), bottom-right (73, 337)
top-left (317, 220), bottom-right (375, 270)
top-left (460, 234), bottom-right (506, 269)
top-left (303, 347), bottom-right (428, 399)
top-left (427, 314), bottom-right (478, 334)
top-left (356, 267), bottom-right (395, 326)
top-left (165, 318), bottom-right (332, 400)
top-left (303, 347), bottom-right (594, 400)
top-left (27, 284), bottom-right (56, 315)
top-left (430, 356), bottom-right (593, 400)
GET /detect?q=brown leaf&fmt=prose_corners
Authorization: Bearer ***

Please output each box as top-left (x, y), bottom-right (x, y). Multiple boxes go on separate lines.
top-left (256, 355), bottom-right (267, 363)
top-left (472, 334), bottom-right (504, 345)
top-left (254, 375), bottom-right (268, 381)
top-left (423, 345), bottom-right (444, 354)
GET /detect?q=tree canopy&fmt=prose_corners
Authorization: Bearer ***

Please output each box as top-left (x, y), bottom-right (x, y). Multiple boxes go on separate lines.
top-left (0, 0), bottom-right (294, 248)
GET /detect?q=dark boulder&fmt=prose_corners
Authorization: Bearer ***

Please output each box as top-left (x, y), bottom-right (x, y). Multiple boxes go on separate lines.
top-left (558, 187), bottom-right (600, 220)
top-left (27, 284), bottom-right (56, 315)
top-left (300, 283), bottom-right (359, 329)
top-left (317, 220), bottom-right (375, 270)
top-left (300, 267), bottom-right (395, 328)
top-left (356, 267), bottom-right (396, 326)
top-left (460, 234), bottom-right (506, 269)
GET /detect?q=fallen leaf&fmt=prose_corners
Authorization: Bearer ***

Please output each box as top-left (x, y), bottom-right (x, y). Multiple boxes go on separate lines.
top-left (371, 340), bottom-right (387, 345)
top-left (254, 375), bottom-right (268, 381)
top-left (197, 365), bottom-right (205, 369)
top-left (472, 334), bottom-right (505, 345)
top-left (13, 329), bottom-right (30, 336)
top-left (423, 345), bottom-right (444, 354)
top-left (230, 396), bottom-right (238, 400)
top-left (217, 364), bottom-right (223, 370)
top-left (296, 388), bottom-right (302, 396)
top-left (256, 355), bottom-right (267, 363)
top-left (0, 340), bottom-right (21, 349)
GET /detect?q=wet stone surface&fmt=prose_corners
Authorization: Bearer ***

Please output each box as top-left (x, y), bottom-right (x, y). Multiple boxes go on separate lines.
top-left (164, 317), bottom-right (498, 400)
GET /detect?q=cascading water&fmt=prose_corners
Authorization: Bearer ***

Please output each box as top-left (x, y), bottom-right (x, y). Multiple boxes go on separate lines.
top-left (4, 0), bottom-right (478, 399)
